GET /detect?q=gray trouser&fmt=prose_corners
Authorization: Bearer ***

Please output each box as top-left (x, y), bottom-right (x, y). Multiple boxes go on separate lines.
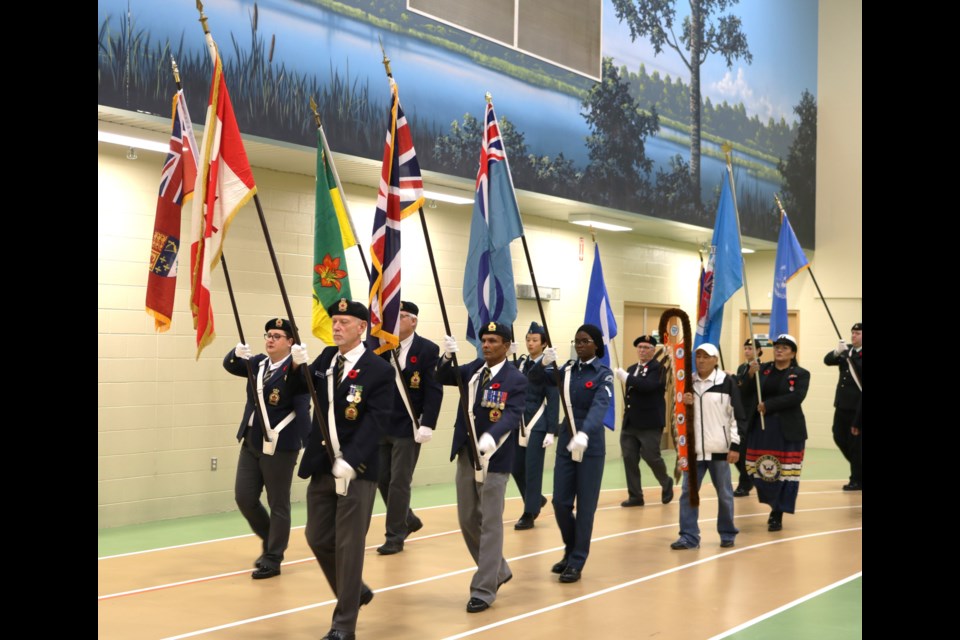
top-left (620, 428), bottom-right (670, 501)
top-left (378, 433), bottom-right (421, 543)
top-left (455, 450), bottom-right (512, 604)
top-left (234, 444), bottom-right (298, 569)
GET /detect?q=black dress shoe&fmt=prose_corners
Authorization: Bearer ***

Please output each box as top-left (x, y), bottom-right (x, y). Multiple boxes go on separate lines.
top-left (559, 566), bottom-right (581, 583)
top-left (733, 486), bottom-right (752, 497)
top-left (551, 558), bottom-right (568, 574)
top-left (662, 479), bottom-right (675, 504)
top-left (842, 482), bottom-right (862, 491)
top-left (515, 513), bottom-right (536, 530)
top-left (768, 510), bottom-right (783, 531)
top-left (321, 629), bottom-right (356, 640)
top-left (377, 541), bottom-right (404, 555)
top-left (466, 597), bottom-right (490, 613)
top-left (407, 515), bottom-right (424, 534)
top-left (360, 588), bottom-right (374, 607)
top-left (251, 566), bottom-right (281, 579)
top-left (254, 555), bottom-right (265, 569)
top-left (620, 498), bottom-right (645, 507)
top-left (720, 539), bottom-right (735, 548)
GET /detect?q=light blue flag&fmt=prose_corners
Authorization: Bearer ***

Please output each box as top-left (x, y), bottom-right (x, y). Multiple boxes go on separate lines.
top-left (463, 102), bottom-right (523, 349)
top-left (695, 174), bottom-right (744, 348)
top-left (584, 243), bottom-right (619, 430)
top-left (770, 212), bottom-right (809, 339)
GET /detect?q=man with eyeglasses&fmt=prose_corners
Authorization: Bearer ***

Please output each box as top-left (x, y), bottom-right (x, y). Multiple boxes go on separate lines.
top-left (614, 335), bottom-right (674, 507)
top-left (224, 318), bottom-right (312, 579)
top-left (375, 301), bottom-right (443, 555)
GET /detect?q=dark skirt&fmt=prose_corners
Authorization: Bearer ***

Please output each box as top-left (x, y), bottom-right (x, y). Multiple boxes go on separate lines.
top-left (745, 414), bottom-right (804, 514)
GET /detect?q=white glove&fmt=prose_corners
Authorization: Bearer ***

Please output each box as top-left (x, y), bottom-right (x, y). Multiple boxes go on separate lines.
top-left (614, 367), bottom-right (629, 383)
top-left (509, 341), bottom-right (518, 356)
top-left (332, 457), bottom-right (357, 481)
top-left (835, 340), bottom-right (849, 356)
top-left (443, 335), bottom-right (459, 359)
top-left (566, 431), bottom-right (589, 454)
top-left (291, 343), bottom-right (309, 365)
top-left (478, 432), bottom-right (497, 455)
top-left (415, 426), bottom-right (433, 444)
top-left (234, 343), bottom-right (252, 360)
top-left (542, 346), bottom-right (558, 366)
top-left (542, 433), bottom-right (555, 449)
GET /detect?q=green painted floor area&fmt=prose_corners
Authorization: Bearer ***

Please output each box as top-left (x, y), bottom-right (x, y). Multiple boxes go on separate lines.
top-left (98, 447), bottom-right (851, 557)
top-left (726, 577), bottom-right (862, 640)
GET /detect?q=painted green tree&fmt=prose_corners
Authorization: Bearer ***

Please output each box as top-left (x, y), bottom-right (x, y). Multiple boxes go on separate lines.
top-left (778, 90), bottom-right (817, 245)
top-left (582, 57), bottom-right (659, 208)
top-left (611, 0), bottom-right (752, 202)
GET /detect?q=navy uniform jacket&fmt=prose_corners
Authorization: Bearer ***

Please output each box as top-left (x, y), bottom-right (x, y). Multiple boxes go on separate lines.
top-left (735, 361), bottom-right (760, 434)
top-left (436, 357), bottom-right (527, 474)
top-left (547, 359), bottom-right (614, 458)
top-left (223, 350), bottom-right (310, 452)
top-left (381, 334), bottom-right (443, 437)
top-left (741, 362), bottom-right (810, 442)
top-left (514, 355), bottom-right (559, 435)
top-left (621, 358), bottom-right (666, 432)
top-left (298, 346), bottom-right (394, 482)
top-left (823, 348), bottom-right (862, 411)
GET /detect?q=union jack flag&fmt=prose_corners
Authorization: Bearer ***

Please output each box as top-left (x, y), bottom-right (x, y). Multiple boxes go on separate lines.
top-left (369, 77), bottom-right (424, 354)
top-left (146, 89), bottom-right (198, 332)
top-left (463, 100), bottom-right (523, 349)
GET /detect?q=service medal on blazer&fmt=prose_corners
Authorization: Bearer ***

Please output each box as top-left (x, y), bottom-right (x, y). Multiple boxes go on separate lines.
top-left (410, 370), bottom-right (421, 389)
top-left (345, 405), bottom-right (359, 420)
top-left (269, 388), bottom-right (280, 405)
top-left (489, 408), bottom-right (502, 422)
top-left (346, 384), bottom-right (363, 403)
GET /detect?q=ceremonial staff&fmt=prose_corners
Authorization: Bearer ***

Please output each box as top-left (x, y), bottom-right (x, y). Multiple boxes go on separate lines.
top-left (659, 308), bottom-right (699, 507)
top-left (378, 41), bottom-right (482, 474)
top-left (196, 1), bottom-right (334, 464)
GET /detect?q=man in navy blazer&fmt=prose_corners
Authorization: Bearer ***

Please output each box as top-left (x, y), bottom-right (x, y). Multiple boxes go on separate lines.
top-left (436, 321), bottom-right (527, 614)
top-left (376, 301), bottom-right (443, 555)
top-left (298, 299), bottom-right (394, 640)
top-left (223, 318), bottom-right (311, 580)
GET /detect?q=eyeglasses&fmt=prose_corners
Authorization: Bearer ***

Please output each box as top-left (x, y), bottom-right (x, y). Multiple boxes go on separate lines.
top-left (574, 338), bottom-right (594, 345)
top-left (264, 333), bottom-right (289, 341)
top-left (636, 344), bottom-right (654, 350)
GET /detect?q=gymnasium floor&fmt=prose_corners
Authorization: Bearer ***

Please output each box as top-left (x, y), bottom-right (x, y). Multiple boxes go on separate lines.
top-left (98, 449), bottom-right (862, 639)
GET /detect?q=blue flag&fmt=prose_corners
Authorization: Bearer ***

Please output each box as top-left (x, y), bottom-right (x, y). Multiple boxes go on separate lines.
top-left (584, 243), bottom-right (618, 430)
top-left (695, 174), bottom-right (744, 348)
top-left (463, 101), bottom-right (523, 349)
top-left (770, 212), bottom-right (809, 339)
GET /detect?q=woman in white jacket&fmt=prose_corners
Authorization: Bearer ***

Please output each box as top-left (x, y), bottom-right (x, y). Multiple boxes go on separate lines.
top-left (670, 343), bottom-right (746, 550)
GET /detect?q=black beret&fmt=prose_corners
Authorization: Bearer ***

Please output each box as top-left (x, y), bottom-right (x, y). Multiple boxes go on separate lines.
top-left (326, 298), bottom-right (369, 322)
top-left (400, 301), bottom-right (419, 316)
top-left (633, 335), bottom-right (657, 347)
top-left (264, 318), bottom-right (293, 336)
top-left (851, 322), bottom-right (862, 331)
top-left (479, 321), bottom-right (512, 341)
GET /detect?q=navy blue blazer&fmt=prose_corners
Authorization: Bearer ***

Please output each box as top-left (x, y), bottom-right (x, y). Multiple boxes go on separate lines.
top-left (436, 356), bottom-right (527, 474)
top-left (297, 346), bottom-right (394, 481)
top-left (514, 354), bottom-right (559, 434)
top-left (742, 362), bottom-right (810, 443)
top-left (223, 350), bottom-right (310, 452)
top-left (546, 359), bottom-right (614, 458)
top-left (381, 334), bottom-right (443, 437)
top-left (621, 358), bottom-right (666, 432)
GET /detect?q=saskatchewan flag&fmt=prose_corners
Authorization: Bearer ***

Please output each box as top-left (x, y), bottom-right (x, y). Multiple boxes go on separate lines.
top-left (312, 136), bottom-right (357, 344)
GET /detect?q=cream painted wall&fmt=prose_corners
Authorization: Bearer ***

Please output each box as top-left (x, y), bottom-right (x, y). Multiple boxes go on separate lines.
top-left (98, 0), bottom-right (861, 527)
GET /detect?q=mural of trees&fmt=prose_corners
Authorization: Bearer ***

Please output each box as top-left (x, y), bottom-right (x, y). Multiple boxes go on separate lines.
top-left (778, 90), bottom-right (816, 244)
top-left (611, 0), bottom-right (752, 202)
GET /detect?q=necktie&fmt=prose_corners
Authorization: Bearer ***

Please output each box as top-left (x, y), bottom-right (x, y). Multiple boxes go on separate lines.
top-left (480, 367), bottom-right (491, 388)
top-left (336, 354), bottom-right (346, 385)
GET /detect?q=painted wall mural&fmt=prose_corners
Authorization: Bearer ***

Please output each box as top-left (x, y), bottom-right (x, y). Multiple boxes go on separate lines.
top-left (98, 0), bottom-right (818, 246)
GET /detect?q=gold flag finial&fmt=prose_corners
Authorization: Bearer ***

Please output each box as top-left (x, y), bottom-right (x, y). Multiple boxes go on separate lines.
top-left (485, 92), bottom-right (492, 103)
top-left (171, 57), bottom-right (181, 85)
top-left (309, 96), bottom-right (322, 127)
top-left (721, 142), bottom-right (733, 169)
top-left (196, 0), bottom-right (210, 35)
top-left (378, 35), bottom-right (392, 77)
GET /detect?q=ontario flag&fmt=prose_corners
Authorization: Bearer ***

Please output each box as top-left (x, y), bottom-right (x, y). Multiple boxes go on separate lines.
top-left (368, 77), bottom-right (424, 354)
top-left (190, 38), bottom-right (257, 358)
top-left (463, 99), bottom-right (523, 350)
top-left (312, 134), bottom-right (356, 346)
top-left (146, 89), bottom-right (198, 332)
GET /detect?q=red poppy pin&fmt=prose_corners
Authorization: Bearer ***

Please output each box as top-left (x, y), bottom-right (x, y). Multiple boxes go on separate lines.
top-left (409, 356), bottom-right (418, 364)
top-left (763, 369), bottom-right (771, 375)
top-left (585, 381), bottom-right (594, 388)
top-left (348, 370), bottom-right (359, 379)
top-left (491, 383), bottom-right (501, 389)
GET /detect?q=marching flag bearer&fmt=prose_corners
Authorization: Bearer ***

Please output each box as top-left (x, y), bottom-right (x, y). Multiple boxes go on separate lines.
top-left (437, 322), bottom-right (527, 613)
top-left (223, 319), bottom-right (311, 579)
top-left (298, 299), bottom-right (394, 640)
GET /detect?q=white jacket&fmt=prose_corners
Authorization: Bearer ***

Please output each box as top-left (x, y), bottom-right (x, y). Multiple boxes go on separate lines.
top-left (689, 369), bottom-right (743, 460)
